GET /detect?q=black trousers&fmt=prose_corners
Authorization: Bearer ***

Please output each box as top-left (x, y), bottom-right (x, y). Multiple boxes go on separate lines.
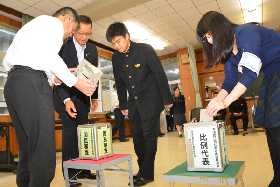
top-left (4, 68), bottom-right (56, 187)
top-left (130, 107), bottom-right (159, 180)
top-left (266, 128), bottom-right (280, 187)
top-left (58, 92), bottom-right (89, 179)
top-left (112, 108), bottom-right (125, 140)
top-left (166, 114), bottom-right (173, 129)
top-left (214, 115), bottom-right (225, 121)
top-left (230, 114), bottom-right (248, 133)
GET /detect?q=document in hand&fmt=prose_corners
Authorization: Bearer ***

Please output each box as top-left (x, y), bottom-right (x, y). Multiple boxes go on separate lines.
top-left (74, 59), bottom-right (103, 84)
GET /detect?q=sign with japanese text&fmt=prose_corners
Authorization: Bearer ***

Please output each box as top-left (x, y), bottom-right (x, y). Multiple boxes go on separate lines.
top-left (219, 127), bottom-right (228, 165)
top-left (191, 127), bottom-right (221, 168)
top-left (79, 127), bottom-right (95, 158)
top-left (97, 128), bottom-right (112, 157)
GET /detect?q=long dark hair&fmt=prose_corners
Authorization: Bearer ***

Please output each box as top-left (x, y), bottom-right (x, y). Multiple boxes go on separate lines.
top-left (196, 11), bottom-right (238, 70)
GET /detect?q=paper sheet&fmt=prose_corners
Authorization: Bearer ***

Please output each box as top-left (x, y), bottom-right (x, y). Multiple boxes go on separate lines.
top-left (200, 109), bottom-right (214, 122)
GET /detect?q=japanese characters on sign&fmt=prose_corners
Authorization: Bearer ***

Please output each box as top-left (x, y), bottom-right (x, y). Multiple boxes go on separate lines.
top-left (97, 128), bottom-right (112, 157)
top-left (190, 126), bottom-right (221, 169)
top-left (213, 127), bottom-right (220, 168)
top-left (103, 130), bottom-right (108, 154)
top-left (219, 127), bottom-right (229, 165)
top-left (200, 133), bottom-right (210, 165)
top-left (79, 127), bottom-right (95, 157)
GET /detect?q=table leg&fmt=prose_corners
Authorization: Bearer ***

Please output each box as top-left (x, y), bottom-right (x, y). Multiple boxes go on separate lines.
top-left (99, 170), bottom-right (105, 187)
top-left (240, 175), bottom-right (245, 187)
top-left (96, 170), bottom-right (100, 187)
top-left (63, 167), bottom-right (70, 187)
top-left (128, 159), bottom-right (134, 187)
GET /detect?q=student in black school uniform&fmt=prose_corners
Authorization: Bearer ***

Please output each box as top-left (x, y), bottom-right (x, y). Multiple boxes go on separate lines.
top-left (170, 86), bottom-right (187, 137)
top-left (229, 97), bottom-right (248, 135)
top-left (213, 92), bottom-right (227, 121)
top-left (106, 22), bottom-right (173, 186)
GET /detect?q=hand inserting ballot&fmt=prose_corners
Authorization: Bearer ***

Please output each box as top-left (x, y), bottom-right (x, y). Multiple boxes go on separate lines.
top-left (74, 78), bottom-right (97, 96)
top-left (206, 98), bottom-right (225, 117)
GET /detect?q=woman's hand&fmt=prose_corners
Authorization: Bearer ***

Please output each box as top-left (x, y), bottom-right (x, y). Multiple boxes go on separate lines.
top-left (206, 101), bottom-right (225, 117)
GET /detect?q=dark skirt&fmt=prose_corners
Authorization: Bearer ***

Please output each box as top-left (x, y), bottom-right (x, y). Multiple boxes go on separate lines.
top-left (173, 113), bottom-right (186, 126)
top-left (254, 71), bottom-right (280, 128)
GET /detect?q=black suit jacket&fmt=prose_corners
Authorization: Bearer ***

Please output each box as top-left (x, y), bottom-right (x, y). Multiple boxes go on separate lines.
top-left (53, 38), bottom-right (98, 114)
top-left (112, 41), bottom-right (173, 121)
top-left (170, 95), bottom-right (186, 116)
top-left (229, 97), bottom-right (248, 115)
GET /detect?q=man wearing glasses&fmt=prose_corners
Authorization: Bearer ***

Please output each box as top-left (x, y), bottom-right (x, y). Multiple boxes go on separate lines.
top-left (4, 8), bottom-right (97, 187)
top-left (53, 15), bottom-right (98, 186)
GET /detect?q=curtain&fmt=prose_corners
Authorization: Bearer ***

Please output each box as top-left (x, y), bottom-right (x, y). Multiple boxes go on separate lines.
top-left (187, 42), bottom-right (202, 108)
top-left (22, 14), bottom-right (33, 26)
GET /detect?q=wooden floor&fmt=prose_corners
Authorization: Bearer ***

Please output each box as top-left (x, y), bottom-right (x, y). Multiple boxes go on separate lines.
top-left (0, 128), bottom-right (273, 187)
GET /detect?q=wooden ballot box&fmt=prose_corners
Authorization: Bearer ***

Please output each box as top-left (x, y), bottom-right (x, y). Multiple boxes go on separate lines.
top-left (77, 123), bottom-right (114, 160)
top-left (184, 121), bottom-right (229, 172)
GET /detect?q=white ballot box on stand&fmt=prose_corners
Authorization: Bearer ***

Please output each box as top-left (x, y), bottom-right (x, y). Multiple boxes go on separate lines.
top-left (184, 120), bottom-right (229, 172)
top-left (77, 123), bottom-right (114, 160)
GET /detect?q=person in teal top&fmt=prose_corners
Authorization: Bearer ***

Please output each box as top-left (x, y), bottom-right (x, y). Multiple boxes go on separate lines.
top-left (196, 11), bottom-right (280, 186)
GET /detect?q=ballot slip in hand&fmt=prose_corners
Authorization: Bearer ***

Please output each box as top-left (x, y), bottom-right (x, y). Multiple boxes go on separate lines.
top-left (200, 109), bottom-right (214, 122)
top-left (74, 59), bottom-right (103, 84)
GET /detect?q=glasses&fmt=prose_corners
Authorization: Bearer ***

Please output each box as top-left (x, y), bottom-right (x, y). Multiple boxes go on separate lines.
top-left (77, 32), bottom-right (92, 36)
top-left (202, 32), bottom-right (211, 43)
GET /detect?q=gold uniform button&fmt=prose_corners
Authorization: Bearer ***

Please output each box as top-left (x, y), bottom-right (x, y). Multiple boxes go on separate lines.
top-left (135, 96), bottom-right (137, 99)
top-left (129, 76), bottom-right (131, 78)
top-left (132, 86), bottom-right (134, 88)
top-left (126, 65), bottom-right (129, 67)
top-left (126, 55), bottom-right (128, 57)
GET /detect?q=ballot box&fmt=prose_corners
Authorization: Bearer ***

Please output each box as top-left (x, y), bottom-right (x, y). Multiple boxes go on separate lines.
top-left (77, 123), bottom-right (114, 160)
top-left (184, 121), bottom-right (229, 172)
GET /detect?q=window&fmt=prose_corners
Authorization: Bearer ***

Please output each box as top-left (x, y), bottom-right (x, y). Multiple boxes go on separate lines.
top-left (162, 61), bottom-right (181, 93)
top-left (0, 27), bottom-right (17, 114)
top-left (99, 57), bottom-right (115, 113)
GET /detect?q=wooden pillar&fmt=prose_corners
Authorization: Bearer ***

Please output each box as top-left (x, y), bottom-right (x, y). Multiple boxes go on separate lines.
top-left (177, 48), bottom-right (197, 122)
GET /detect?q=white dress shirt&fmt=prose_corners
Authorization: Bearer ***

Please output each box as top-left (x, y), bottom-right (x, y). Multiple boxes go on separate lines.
top-left (3, 15), bottom-right (78, 87)
top-left (111, 91), bottom-right (119, 109)
top-left (63, 37), bottom-right (87, 104)
top-left (73, 36), bottom-right (86, 64)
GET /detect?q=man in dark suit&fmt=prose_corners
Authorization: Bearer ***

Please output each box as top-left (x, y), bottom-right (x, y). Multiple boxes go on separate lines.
top-left (53, 15), bottom-right (98, 186)
top-left (106, 22), bottom-right (173, 186)
top-left (229, 97), bottom-right (248, 135)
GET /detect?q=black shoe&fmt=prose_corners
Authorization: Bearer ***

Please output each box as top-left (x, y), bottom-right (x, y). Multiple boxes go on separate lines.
top-left (128, 178), bottom-right (154, 186)
top-left (179, 134), bottom-right (182, 137)
top-left (77, 171), bottom-right (96, 179)
top-left (70, 182), bottom-right (82, 187)
top-left (133, 171), bottom-right (139, 180)
top-left (119, 138), bottom-right (129, 142)
top-left (233, 132), bottom-right (239, 135)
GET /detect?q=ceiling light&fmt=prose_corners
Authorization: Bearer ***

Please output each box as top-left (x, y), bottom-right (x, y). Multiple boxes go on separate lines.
top-left (124, 22), bottom-right (166, 50)
top-left (240, 0), bottom-right (262, 10)
top-left (244, 7), bottom-right (261, 24)
top-left (142, 36), bottom-right (165, 50)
